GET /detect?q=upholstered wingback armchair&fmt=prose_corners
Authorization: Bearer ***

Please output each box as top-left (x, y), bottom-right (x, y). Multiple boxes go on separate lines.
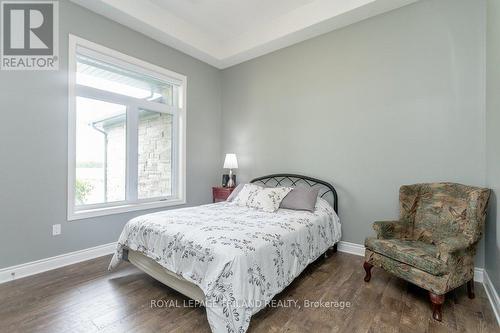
top-left (363, 183), bottom-right (490, 321)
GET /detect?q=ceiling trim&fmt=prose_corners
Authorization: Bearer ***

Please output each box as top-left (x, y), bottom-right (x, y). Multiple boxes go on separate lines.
top-left (70, 0), bottom-right (419, 69)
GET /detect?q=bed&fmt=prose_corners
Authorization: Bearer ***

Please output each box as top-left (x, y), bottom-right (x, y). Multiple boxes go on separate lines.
top-left (109, 174), bottom-right (340, 333)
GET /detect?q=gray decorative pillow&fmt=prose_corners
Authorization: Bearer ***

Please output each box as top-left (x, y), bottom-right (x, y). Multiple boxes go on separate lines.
top-left (280, 186), bottom-right (320, 212)
top-left (226, 183), bottom-right (245, 202)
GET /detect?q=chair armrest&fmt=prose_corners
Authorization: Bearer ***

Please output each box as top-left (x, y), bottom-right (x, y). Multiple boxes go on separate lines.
top-left (436, 236), bottom-right (471, 255)
top-left (372, 220), bottom-right (407, 239)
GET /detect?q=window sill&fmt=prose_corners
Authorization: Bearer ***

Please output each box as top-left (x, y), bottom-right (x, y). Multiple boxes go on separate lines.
top-left (68, 198), bottom-right (186, 221)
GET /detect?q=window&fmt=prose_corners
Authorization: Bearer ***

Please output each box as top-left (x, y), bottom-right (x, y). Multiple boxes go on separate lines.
top-left (68, 35), bottom-right (186, 220)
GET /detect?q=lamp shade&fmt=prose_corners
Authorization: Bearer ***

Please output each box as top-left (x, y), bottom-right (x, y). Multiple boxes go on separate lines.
top-left (223, 153), bottom-right (238, 169)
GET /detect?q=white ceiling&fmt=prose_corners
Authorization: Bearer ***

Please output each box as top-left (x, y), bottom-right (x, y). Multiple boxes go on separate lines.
top-left (152, 0), bottom-right (315, 42)
top-left (71, 0), bottom-right (419, 69)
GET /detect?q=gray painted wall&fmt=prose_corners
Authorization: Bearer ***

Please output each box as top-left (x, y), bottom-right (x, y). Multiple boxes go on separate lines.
top-left (0, 0), bottom-right (222, 268)
top-left (221, 0), bottom-right (487, 266)
top-left (0, 0), bottom-right (493, 277)
top-left (485, 0), bottom-right (500, 292)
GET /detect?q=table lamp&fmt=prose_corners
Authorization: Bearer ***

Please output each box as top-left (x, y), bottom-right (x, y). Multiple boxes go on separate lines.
top-left (223, 153), bottom-right (238, 188)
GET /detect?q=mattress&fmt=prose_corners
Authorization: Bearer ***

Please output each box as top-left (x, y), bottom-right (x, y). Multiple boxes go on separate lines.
top-left (127, 249), bottom-right (205, 302)
top-left (109, 198), bottom-right (341, 333)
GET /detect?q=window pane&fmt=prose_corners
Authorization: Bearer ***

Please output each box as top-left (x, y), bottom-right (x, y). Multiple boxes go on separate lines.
top-left (76, 54), bottom-right (173, 105)
top-left (76, 97), bottom-right (126, 205)
top-left (138, 109), bottom-right (173, 199)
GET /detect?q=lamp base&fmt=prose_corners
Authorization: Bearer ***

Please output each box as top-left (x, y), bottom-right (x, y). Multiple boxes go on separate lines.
top-left (227, 169), bottom-right (236, 188)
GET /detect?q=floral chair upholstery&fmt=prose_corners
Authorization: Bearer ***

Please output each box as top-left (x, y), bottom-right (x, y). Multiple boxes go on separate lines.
top-left (363, 183), bottom-right (490, 321)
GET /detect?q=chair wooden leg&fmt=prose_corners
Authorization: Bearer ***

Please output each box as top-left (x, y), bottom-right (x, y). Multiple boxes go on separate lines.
top-left (467, 279), bottom-right (475, 299)
top-left (363, 262), bottom-right (373, 282)
top-left (429, 292), bottom-right (445, 321)
top-left (332, 243), bottom-right (338, 253)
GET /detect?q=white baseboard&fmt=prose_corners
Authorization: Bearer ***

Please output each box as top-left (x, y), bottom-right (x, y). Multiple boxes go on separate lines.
top-left (0, 242), bottom-right (117, 284)
top-left (338, 241), bottom-right (365, 256)
top-left (337, 241), bottom-right (484, 283)
top-left (483, 270), bottom-right (500, 326)
top-left (474, 268), bottom-right (484, 284)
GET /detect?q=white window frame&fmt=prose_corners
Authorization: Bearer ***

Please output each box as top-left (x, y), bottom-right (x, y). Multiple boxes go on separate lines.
top-left (68, 35), bottom-right (187, 221)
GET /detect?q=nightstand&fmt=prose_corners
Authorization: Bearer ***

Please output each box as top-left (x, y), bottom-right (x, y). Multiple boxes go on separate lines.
top-left (212, 187), bottom-right (235, 203)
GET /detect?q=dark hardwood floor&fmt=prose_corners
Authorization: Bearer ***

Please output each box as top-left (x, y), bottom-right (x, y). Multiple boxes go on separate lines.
top-left (0, 252), bottom-right (498, 333)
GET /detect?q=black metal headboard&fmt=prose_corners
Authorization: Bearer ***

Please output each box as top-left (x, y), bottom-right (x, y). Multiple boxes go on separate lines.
top-left (250, 174), bottom-right (338, 213)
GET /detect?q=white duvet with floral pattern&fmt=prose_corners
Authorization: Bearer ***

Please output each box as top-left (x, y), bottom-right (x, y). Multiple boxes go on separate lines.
top-left (109, 198), bottom-right (341, 333)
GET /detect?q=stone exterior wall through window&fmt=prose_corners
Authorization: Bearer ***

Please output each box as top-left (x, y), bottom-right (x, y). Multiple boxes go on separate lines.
top-left (102, 111), bottom-right (172, 201)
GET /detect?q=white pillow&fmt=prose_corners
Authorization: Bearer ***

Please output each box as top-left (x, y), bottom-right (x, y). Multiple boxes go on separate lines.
top-left (233, 184), bottom-right (262, 206)
top-left (234, 184), bottom-right (292, 212)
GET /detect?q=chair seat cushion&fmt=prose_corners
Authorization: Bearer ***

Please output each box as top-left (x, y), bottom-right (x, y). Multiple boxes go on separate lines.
top-left (364, 238), bottom-right (448, 275)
